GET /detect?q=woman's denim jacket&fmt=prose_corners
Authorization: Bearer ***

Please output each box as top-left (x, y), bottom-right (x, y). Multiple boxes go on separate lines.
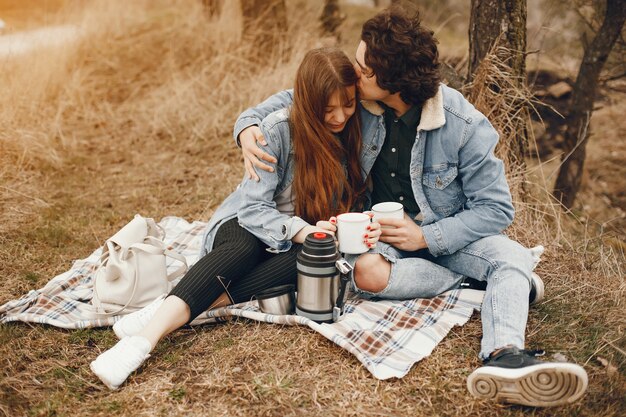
top-left (231, 84), bottom-right (515, 257)
top-left (200, 108), bottom-right (383, 256)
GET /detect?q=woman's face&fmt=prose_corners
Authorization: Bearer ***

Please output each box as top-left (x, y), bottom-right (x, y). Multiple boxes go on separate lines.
top-left (324, 85), bottom-right (357, 133)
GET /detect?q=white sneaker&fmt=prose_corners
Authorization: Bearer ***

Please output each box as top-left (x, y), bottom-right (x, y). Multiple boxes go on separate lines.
top-left (530, 245), bottom-right (544, 269)
top-left (113, 294), bottom-right (166, 339)
top-left (530, 272), bottom-right (545, 305)
top-left (90, 336), bottom-right (152, 390)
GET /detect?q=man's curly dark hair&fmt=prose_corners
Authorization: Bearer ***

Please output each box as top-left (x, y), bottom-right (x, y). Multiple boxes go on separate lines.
top-left (361, 6), bottom-right (441, 107)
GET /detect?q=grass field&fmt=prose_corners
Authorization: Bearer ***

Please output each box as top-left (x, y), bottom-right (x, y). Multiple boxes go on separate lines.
top-left (0, 1), bottom-right (624, 416)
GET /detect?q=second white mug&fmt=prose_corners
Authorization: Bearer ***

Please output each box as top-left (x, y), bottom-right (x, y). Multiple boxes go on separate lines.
top-left (371, 202), bottom-right (404, 227)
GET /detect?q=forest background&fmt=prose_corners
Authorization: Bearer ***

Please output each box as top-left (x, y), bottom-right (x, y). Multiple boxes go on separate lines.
top-left (0, 0), bottom-right (624, 416)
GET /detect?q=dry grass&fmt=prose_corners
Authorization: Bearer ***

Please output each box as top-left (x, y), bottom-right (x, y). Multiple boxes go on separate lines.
top-left (0, 0), bottom-right (317, 233)
top-left (1, 1), bottom-right (625, 416)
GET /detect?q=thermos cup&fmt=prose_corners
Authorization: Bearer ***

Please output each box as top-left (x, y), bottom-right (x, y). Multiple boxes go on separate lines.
top-left (255, 284), bottom-right (296, 315)
top-left (296, 232), bottom-right (340, 322)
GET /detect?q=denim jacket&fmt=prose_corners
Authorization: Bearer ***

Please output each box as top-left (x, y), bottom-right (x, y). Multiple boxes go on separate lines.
top-left (201, 107), bottom-right (383, 256)
top-left (233, 85), bottom-right (514, 257)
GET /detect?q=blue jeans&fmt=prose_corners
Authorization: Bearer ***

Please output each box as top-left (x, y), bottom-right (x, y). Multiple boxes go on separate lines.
top-left (346, 234), bottom-right (534, 359)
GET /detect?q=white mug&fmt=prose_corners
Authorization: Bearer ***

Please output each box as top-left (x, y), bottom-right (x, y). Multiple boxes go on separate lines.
top-left (336, 212), bottom-right (370, 254)
top-left (371, 202), bottom-right (404, 227)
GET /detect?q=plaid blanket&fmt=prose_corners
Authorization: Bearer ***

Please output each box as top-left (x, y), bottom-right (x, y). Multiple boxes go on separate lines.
top-left (1, 216), bottom-right (488, 380)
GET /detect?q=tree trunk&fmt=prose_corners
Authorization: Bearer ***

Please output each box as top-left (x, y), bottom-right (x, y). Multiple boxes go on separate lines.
top-left (467, 0), bottom-right (529, 192)
top-left (320, 0), bottom-right (344, 40)
top-left (553, 0), bottom-right (626, 208)
top-left (468, 0), bottom-right (527, 81)
top-left (201, 0), bottom-right (223, 18)
top-left (241, 0), bottom-right (288, 59)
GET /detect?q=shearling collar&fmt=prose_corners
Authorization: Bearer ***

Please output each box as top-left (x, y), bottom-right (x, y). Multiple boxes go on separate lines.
top-left (360, 85), bottom-right (446, 132)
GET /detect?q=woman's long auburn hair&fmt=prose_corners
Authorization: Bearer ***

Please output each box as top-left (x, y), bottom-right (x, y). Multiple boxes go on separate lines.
top-left (290, 47), bottom-right (365, 224)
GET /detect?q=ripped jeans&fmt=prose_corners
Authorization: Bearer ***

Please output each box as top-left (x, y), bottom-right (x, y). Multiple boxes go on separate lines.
top-left (345, 234), bottom-right (535, 359)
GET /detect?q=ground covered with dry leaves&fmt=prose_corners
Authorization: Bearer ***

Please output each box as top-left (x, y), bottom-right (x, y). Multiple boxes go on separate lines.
top-left (0, 1), bottom-right (624, 416)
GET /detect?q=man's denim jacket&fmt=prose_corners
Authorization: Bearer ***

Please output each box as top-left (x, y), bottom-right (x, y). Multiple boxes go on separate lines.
top-left (200, 108), bottom-right (383, 255)
top-left (231, 84), bottom-right (514, 257)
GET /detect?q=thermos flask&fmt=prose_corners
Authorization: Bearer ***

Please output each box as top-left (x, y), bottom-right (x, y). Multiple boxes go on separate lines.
top-left (296, 232), bottom-right (339, 322)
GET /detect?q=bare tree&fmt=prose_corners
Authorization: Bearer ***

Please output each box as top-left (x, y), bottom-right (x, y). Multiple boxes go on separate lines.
top-left (320, 0), bottom-right (345, 40)
top-left (201, 0), bottom-right (223, 18)
top-left (241, 0), bottom-right (288, 58)
top-left (469, 0), bottom-right (527, 81)
top-left (467, 0), bottom-right (529, 179)
top-left (553, 0), bottom-right (626, 208)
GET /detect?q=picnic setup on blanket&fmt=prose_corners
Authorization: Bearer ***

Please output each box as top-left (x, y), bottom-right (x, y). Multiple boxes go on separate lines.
top-left (0, 215), bottom-right (490, 380)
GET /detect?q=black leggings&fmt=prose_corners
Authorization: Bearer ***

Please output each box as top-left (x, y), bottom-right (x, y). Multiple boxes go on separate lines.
top-left (169, 218), bottom-right (301, 321)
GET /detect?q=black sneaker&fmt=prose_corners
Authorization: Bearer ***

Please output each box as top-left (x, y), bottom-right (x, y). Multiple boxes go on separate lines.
top-left (459, 274), bottom-right (544, 305)
top-left (467, 347), bottom-right (588, 407)
top-left (458, 277), bottom-right (487, 291)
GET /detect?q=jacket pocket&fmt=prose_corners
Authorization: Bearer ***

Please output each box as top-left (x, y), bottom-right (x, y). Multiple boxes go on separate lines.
top-left (422, 164), bottom-right (464, 216)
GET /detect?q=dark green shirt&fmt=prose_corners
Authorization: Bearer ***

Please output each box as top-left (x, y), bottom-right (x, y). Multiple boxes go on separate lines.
top-left (370, 103), bottom-right (421, 213)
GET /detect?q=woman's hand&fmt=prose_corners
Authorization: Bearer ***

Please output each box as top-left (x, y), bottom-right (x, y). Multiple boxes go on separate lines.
top-left (316, 215), bottom-right (381, 248)
top-left (315, 216), bottom-right (337, 234)
top-left (239, 126), bottom-right (278, 181)
top-left (363, 212), bottom-right (382, 248)
top-left (292, 224), bottom-right (336, 244)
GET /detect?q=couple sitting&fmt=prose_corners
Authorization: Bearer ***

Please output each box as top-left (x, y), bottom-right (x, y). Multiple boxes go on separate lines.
top-left (91, 6), bottom-right (588, 408)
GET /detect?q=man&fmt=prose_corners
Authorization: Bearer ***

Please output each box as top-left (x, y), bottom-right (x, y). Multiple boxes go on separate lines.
top-left (233, 6), bottom-right (588, 408)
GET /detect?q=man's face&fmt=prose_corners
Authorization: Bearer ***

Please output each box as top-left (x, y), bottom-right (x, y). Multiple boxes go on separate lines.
top-left (354, 41), bottom-right (391, 102)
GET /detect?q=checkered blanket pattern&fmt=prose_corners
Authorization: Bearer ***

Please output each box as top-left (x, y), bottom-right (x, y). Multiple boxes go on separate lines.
top-left (1, 216), bottom-right (484, 380)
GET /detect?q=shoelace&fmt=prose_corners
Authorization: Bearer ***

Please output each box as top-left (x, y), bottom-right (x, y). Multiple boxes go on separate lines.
top-left (521, 348), bottom-right (545, 357)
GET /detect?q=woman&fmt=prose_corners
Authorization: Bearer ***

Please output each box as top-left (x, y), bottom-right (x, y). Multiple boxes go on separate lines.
top-left (90, 47), bottom-right (382, 390)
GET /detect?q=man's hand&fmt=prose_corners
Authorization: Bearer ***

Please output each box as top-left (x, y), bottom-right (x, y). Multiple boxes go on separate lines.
top-left (378, 215), bottom-right (428, 251)
top-left (239, 125), bottom-right (278, 181)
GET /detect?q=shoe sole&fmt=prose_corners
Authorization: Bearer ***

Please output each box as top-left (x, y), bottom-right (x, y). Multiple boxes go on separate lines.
top-left (467, 363), bottom-right (588, 407)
